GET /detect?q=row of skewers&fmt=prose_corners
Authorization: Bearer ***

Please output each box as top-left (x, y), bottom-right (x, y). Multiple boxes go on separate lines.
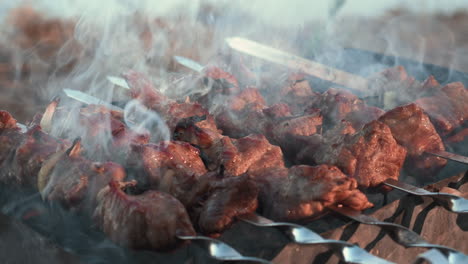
top-left (1, 38), bottom-right (468, 263)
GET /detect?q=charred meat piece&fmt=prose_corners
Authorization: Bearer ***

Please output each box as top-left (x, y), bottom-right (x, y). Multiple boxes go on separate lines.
top-left (415, 82), bottom-right (468, 136)
top-left (94, 181), bottom-right (195, 251)
top-left (297, 121), bottom-right (406, 188)
top-left (39, 139), bottom-right (125, 211)
top-left (262, 103), bottom-right (292, 118)
top-left (14, 126), bottom-right (65, 186)
top-left (334, 121), bottom-right (406, 188)
top-left (344, 105), bottom-right (385, 130)
top-left (195, 66), bottom-right (240, 106)
top-left (215, 87), bottom-right (267, 137)
top-left (165, 101), bottom-right (210, 132)
top-left (123, 71), bottom-right (170, 113)
top-left (173, 114), bottom-right (222, 150)
top-left (190, 174), bottom-right (258, 235)
top-left (228, 87), bottom-right (266, 111)
top-left (254, 165), bottom-right (373, 221)
top-left (203, 66), bottom-right (239, 89)
top-left (219, 134), bottom-right (285, 177)
top-left (79, 105), bottom-right (150, 146)
top-left (132, 141), bottom-right (207, 201)
top-left (446, 127), bottom-right (468, 144)
top-left (279, 77), bottom-right (319, 114)
top-left (0, 110), bottom-right (19, 129)
top-left (315, 88), bottom-right (365, 127)
top-left (379, 103), bottom-right (447, 175)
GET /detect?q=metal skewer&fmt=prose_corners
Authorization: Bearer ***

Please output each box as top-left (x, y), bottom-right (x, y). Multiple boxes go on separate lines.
top-left (177, 235), bottom-right (271, 264)
top-left (239, 213), bottom-right (393, 264)
top-left (384, 178), bottom-right (468, 214)
top-left (331, 206), bottom-right (468, 264)
top-left (225, 37), bottom-right (370, 93)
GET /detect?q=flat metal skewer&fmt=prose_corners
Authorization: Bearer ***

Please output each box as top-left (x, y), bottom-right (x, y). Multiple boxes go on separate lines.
top-left (225, 37), bottom-right (370, 93)
top-left (384, 178), bottom-right (468, 214)
top-left (239, 213), bottom-right (393, 264)
top-left (331, 206), bottom-right (468, 264)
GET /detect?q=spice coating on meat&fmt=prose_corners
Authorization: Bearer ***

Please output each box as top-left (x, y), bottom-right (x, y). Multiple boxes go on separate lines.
top-left (379, 103), bottom-right (447, 174)
top-left (42, 150), bottom-right (126, 211)
top-left (220, 134), bottom-right (285, 177)
top-left (315, 88), bottom-right (364, 126)
top-left (124, 71), bottom-right (170, 112)
top-left (135, 141), bottom-right (207, 200)
top-left (192, 175), bottom-right (258, 235)
top-left (297, 121), bottom-right (406, 188)
top-left (335, 121), bottom-right (407, 188)
top-left (0, 110), bottom-right (18, 129)
top-left (94, 181), bottom-right (195, 251)
top-left (253, 165), bottom-right (373, 221)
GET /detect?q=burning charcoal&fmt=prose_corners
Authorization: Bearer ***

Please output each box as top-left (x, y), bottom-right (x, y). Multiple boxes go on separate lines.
top-left (297, 121), bottom-right (407, 188)
top-left (379, 103), bottom-right (447, 175)
top-left (253, 165), bottom-right (373, 221)
top-left (94, 180), bottom-right (196, 251)
top-left (190, 174), bottom-right (258, 235)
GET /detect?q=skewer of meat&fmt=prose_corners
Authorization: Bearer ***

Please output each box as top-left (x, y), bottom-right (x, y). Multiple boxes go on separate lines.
top-left (39, 95), bottom-right (261, 237)
top-left (225, 37), bottom-right (468, 150)
top-left (59, 86), bottom-right (373, 223)
top-left (0, 109), bottom-right (276, 262)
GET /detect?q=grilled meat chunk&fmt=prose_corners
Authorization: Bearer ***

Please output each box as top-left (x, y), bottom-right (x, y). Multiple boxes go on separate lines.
top-left (215, 87), bottom-right (267, 137)
top-left (219, 134), bottom-right (285, 177)
top-left (190, 174), bottom-right (258, 235)
top-left (40, 140), bottom-right (125, 211)
top-left (124, 71), bottom-right (170, 113)
top-left (379, 103), bottom-right (447, 175)
top-left (297, 121), bottom-right (406, 188)
top-left (254, 165), bottom-right (373, 221)
top-left (0, 110), bottom-right (18, 129)
top-left (14, 126), bottom-right (65, 186)
top-left (315, 88), bottom-right (364, 126)
top-left (415, 82), bottom-right (468, 137)
top-left (94, 181), bottom-right (195, 251)
top-left (131, 141), bottom-right (207, 201)
top-left (0, 122), bottom-right (67, 187)
top-left (279, 77), bottom-right (318, 114)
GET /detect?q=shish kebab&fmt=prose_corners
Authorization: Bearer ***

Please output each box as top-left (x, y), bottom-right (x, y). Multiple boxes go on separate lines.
top-left (109, 55), bottom-right (468, 202)
top-left (62, 86), bottom-right (465, 262)
top-left (167, 55), bottom-right (468, 212)
top-left (1, 95), bottom-right (392, 264)
top-left (224, 37), bottom-right (468, 165)
top-left (2, 112), bottom-right (274, 264)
